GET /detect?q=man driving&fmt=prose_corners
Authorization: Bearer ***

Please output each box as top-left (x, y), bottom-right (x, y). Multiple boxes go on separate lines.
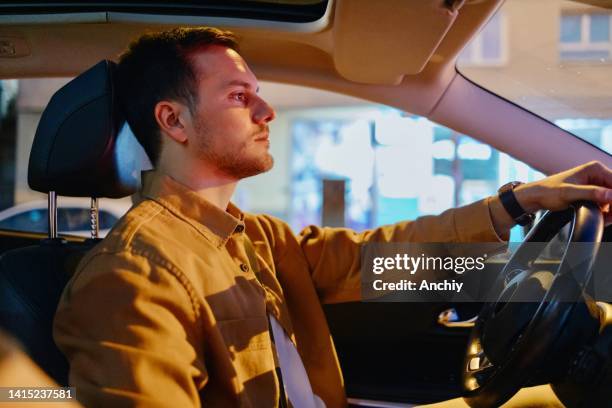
top-left (53, 27), bottom-right (612, 407)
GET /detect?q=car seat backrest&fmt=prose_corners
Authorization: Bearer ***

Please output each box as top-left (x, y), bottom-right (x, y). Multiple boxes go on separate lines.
top-left (0, 60), bottom-right (150, 385)
top-left (0, 241), bottom-right (97, 385)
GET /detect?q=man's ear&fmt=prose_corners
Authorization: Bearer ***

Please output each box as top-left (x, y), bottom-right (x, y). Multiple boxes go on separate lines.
top-left (154, 100), bottom-right (189, 143)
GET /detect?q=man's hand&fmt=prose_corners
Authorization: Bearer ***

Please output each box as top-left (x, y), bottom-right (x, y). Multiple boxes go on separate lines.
top-left (489, 161), bottom-right (612, 239)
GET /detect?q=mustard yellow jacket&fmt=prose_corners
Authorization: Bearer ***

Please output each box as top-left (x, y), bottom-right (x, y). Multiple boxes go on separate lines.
top-left (53, 171), bottom-right (504, 407)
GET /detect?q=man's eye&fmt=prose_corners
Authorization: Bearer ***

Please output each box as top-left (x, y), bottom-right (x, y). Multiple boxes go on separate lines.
top-left (232, 93), bottom-right (247, 103)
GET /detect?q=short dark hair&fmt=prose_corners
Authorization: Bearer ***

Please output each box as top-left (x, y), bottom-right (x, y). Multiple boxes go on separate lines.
top-left (115, 27), bottom-right (239, 165)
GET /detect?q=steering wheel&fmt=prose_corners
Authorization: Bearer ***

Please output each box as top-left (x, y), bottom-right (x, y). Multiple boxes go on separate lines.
top-left (462, 201), bottom-right (604, 407)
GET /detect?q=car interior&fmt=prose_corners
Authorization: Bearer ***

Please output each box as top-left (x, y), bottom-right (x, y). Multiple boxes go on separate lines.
top-left (0, 0), bottom-right (612, 407)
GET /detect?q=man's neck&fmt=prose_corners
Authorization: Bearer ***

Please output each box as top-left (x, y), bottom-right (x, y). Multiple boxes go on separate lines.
top-left (157, 162), bottom-right (237, 211)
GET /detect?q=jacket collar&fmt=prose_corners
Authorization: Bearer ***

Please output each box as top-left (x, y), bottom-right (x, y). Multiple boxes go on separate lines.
top-left (139, 170), bottom-right (245, 247)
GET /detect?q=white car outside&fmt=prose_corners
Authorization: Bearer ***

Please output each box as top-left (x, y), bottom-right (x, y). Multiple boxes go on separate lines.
top-left (0, 197), bottom-right (131, 238)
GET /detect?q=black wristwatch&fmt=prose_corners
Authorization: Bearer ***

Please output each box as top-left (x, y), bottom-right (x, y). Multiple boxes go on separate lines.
top-left (497, 181), bottom-right (535, 227)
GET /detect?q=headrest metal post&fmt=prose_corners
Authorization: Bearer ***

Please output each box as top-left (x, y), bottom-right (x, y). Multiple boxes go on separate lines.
top-left (48, 191), bottom-right (57, 239)
top-left (90, 197), bottom-right (99, 239)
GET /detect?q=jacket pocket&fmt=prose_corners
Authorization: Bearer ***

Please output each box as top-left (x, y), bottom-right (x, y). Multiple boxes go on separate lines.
top-left (216, 316), bottom-right (278, 407)
top-left (216, 316), bottom-right (271, 352)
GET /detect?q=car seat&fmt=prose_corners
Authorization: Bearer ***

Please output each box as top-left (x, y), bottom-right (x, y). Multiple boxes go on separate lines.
top-left (0, 60), bottom-right (150, 385)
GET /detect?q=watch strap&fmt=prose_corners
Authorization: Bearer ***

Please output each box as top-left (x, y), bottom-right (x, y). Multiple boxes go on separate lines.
top-left (498, 184), bottom-right (534, 226)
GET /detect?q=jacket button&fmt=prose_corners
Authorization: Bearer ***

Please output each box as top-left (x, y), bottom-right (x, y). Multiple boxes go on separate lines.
top-left (240, 263), bottom-right (249, 272)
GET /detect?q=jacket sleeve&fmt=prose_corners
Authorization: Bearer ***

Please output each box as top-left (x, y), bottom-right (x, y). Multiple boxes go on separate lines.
top-left (53, 250), bottom-right (206, 408)
top-left (296, 197), bottom-right (507, 303)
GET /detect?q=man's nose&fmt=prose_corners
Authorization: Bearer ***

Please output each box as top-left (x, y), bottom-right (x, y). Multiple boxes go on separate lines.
top-left (252, 96), bottom-right (275, 124)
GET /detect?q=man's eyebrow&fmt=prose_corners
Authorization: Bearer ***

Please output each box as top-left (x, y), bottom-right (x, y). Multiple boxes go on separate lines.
top-left (225, 80), bottom-right (260, 93)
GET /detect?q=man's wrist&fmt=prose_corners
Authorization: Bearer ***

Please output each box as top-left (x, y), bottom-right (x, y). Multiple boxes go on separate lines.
top-left (513, 182), bottom-right (542, 214)
top-left (488, 195), bottom-right (513, 241)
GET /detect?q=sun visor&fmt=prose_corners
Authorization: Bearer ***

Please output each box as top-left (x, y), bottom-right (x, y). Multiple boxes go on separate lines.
top-left (333, 0), bottom-right (464, 85)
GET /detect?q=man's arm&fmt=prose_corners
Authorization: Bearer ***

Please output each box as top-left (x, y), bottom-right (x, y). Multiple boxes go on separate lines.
top-left (0, 332), bottom-right (83, 408)
top-left (490, 160), bottom-right (612, 238)
top-left (290, 197), bottom-right (505, 304)
top-left (53, 251), bottom-right (206, 408)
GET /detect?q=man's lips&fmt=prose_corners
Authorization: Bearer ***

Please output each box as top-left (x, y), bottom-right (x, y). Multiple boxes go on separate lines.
top-left (254, 132), bottom-right (269, 142)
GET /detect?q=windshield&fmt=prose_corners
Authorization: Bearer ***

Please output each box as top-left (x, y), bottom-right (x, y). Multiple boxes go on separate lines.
top-left (457, 0), bottom-right (612, 155)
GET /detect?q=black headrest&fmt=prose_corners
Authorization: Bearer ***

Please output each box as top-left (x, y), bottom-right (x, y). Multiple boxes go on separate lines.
top-left (27, 60), bottom-right (151, 198)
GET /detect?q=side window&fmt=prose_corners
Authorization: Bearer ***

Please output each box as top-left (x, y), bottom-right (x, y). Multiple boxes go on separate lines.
top-left (3, 77), bottom-right (548, 244)
top-left (285, 113), bottom-right (543, 240)
top-left (99, 210), bottom-right (119, 230)
top-left (0, 209), bottom-right (48, 233)
top-left (235, 83), bottom-right (545, 242)
top-left (0, 207), bottom-right (121, 234)
top-left (56, 208), bottom-right (118, 232)
top-left (58, 208), bottom-right (91, 232)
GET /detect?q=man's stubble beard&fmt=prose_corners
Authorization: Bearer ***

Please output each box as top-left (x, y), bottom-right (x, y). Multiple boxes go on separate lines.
top-left (193, 119), bottom-right (274, 180)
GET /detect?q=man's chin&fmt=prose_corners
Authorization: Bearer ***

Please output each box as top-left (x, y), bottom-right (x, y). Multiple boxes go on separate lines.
top-left (248, 154), bottom-right (275, 177)
top-left (223, 154), bottom-right (274, 180)
top-left (261, 154), bottom-right (274, 172)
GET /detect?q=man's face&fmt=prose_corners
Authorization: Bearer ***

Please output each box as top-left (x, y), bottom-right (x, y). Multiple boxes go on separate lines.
top-left (186, 45), bottom-right (276, 180)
